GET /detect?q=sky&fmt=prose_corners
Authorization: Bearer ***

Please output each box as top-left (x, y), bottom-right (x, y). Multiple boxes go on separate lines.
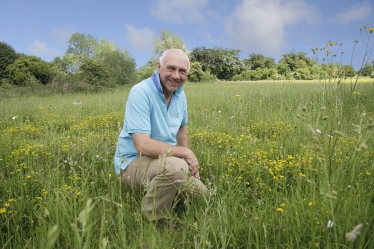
top-left (1, 0), bottom-right (373, 70)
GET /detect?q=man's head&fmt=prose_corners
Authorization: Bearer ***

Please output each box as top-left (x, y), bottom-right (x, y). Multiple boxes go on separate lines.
top-left (157, 49), bottom-right (190, 97)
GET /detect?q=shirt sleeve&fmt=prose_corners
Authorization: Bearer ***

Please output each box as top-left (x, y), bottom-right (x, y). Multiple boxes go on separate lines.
top-left (125, 89), bottom-right (151, 134)
top-left (181, 93), bottom-right (188, 126)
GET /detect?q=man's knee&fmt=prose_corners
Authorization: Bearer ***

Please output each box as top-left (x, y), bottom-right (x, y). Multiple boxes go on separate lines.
top-left (164, 157), bottom-right (189, 179)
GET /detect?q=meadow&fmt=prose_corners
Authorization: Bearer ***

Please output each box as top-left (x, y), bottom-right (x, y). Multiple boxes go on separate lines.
top-left (1, 79), bottom-right (374, 248)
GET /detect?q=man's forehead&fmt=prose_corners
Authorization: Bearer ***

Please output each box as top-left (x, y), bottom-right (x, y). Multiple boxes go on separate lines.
top-left (163, 57), bottom-right (189, 70)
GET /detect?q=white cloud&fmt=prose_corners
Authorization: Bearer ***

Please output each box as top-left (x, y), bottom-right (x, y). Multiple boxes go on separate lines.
top-left (328, 2), bottom-right (372, 25)
top-left (51, 26), bottom-right (75, 45)
top-left (28, 40), bottom-right (60, 58)
top-left (151, 0), bottom-right (210, 24)
top-left (125, 24), bottom-right (155, 50)
top-left (225, 0), bottom-right (319, 54)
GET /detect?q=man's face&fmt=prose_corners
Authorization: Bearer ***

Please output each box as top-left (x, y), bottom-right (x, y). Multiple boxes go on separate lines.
top-left (157, 50), bottom-right (189, 96)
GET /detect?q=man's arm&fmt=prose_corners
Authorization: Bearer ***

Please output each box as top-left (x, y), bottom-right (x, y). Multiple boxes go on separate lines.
top-left (132, 130), bottom-right (200, 177)
top-left (176, 125), bottom-right (188, 147)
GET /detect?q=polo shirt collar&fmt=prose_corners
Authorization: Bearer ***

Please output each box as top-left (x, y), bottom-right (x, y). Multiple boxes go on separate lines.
top-left (151, 70), bottom-right (184, 96)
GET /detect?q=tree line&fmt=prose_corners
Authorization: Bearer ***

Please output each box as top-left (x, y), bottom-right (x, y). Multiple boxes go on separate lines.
top-left (1, 29), bottom-right (374, 91)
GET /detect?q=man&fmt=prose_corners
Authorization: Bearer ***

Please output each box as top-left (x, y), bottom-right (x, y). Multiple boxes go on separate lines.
top-left (114, 49), bottom-right (208, 221)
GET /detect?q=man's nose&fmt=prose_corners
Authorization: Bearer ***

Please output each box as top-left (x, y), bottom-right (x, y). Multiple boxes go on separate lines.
top-left (171, 70), bottom-right (180, 79)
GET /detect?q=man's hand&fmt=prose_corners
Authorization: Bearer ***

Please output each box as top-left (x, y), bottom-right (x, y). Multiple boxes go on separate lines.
top-left (132, 133), bottom-right (201, 179)
top-left (184, 149), bottom-right (200, 179)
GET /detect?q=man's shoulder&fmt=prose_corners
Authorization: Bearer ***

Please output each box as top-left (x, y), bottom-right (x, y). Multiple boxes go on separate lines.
top-left (131, 78), bottom-right (154, 93)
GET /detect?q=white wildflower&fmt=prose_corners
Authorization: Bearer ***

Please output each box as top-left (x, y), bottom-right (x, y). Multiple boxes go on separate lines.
top-left (316, 129), bottom-right (322, 134)
top-left (346, 223), bottom-right (363, 242)
top-left (327, 220), bottom-right (334, 228)
top-left (12, 116), bottom-right (18, 120)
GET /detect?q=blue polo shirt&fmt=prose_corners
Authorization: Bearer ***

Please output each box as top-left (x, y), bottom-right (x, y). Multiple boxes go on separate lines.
top-left (113, 70), bottom-right (188, 174)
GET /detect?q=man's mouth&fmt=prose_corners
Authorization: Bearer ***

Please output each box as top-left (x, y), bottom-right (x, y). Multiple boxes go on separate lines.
top-left (168, 79), bottom-right (179, 85)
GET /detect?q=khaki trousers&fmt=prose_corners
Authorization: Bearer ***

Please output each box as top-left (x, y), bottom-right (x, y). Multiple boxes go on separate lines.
top-left (120, 155), bottom-right (208, 220)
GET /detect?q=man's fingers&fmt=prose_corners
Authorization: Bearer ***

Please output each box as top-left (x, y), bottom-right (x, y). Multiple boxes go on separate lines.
top-left (189, 165), bottom-right (199, 177)
top-left (194, 172), bottom-right (200, 179)
top-left (184, 152), bottom-right (200, 178)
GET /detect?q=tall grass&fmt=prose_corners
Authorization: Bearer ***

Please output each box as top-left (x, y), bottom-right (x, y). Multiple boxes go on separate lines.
top-left (1, 80), bottom-right (373, 248)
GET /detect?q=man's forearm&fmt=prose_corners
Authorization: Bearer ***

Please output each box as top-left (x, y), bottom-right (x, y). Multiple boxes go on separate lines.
top-left (132, 133), bottom-right (191, 158)
top-left (176, 125), bottom-right (188, 147)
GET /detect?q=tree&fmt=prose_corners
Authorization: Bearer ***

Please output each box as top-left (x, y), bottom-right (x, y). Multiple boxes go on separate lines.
top-left (277, 61), bottom-right (292, 80)
top-left (60, 33), bottom-right (137, 86)
top-left (96, 40), bottom-right (137, 85)
top-left (154, 30), bottom-right (188, 57)
top-left (243, 53), bottom-right (276, 70)
top-left (0, 42), bottom-right (18, 79)
top-left (358, 62), bottom-right (373, 76)
top-left (191, 47), bottom-right (242, 80)
top-left (278, 51), bottom-right (314, 72)
top-left (6, 54), bottom-right (52, 85)
top-left (264, 57), bottom-right (277, 70)
top-left (66, 32), bottom-right (98, 58)
top-left (277, 51), bottom-right (317, 79)
top-left (80, 57), bottom-right (111, 87)
top-left (63, 32), bottom-right (99, 73)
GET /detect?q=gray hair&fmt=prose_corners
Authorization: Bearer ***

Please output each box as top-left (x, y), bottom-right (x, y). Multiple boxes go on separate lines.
top-left (159, 49), bottom-right (190, 72)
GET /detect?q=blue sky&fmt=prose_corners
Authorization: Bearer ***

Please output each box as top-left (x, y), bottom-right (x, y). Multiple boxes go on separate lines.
top-left (1, 0), bottom-right (373, 70)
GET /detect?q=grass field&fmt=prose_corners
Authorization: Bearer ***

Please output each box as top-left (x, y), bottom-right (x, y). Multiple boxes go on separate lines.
top-left (1, 79), bottom-right (374, 248)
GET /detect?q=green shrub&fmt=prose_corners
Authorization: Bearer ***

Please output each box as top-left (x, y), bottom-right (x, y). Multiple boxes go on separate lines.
top-left (97, 48), bottom-right (137, 85)
top-left (0, 78), bottom-right (13, 90)
top-left (79, 57), bottom-right (112, 87)
top-left (137, 66), bottom-right (155, 82)
top-left (294, 68), bottom-right (312, 80)
top-left (24, 73), bottom-right (41, 87)
top-left (200, 70), bottom-right (216, 81)
top-left (6, 55), bottom-right (52, 85)
top-left (188, 61), bottom-right (205, 82)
